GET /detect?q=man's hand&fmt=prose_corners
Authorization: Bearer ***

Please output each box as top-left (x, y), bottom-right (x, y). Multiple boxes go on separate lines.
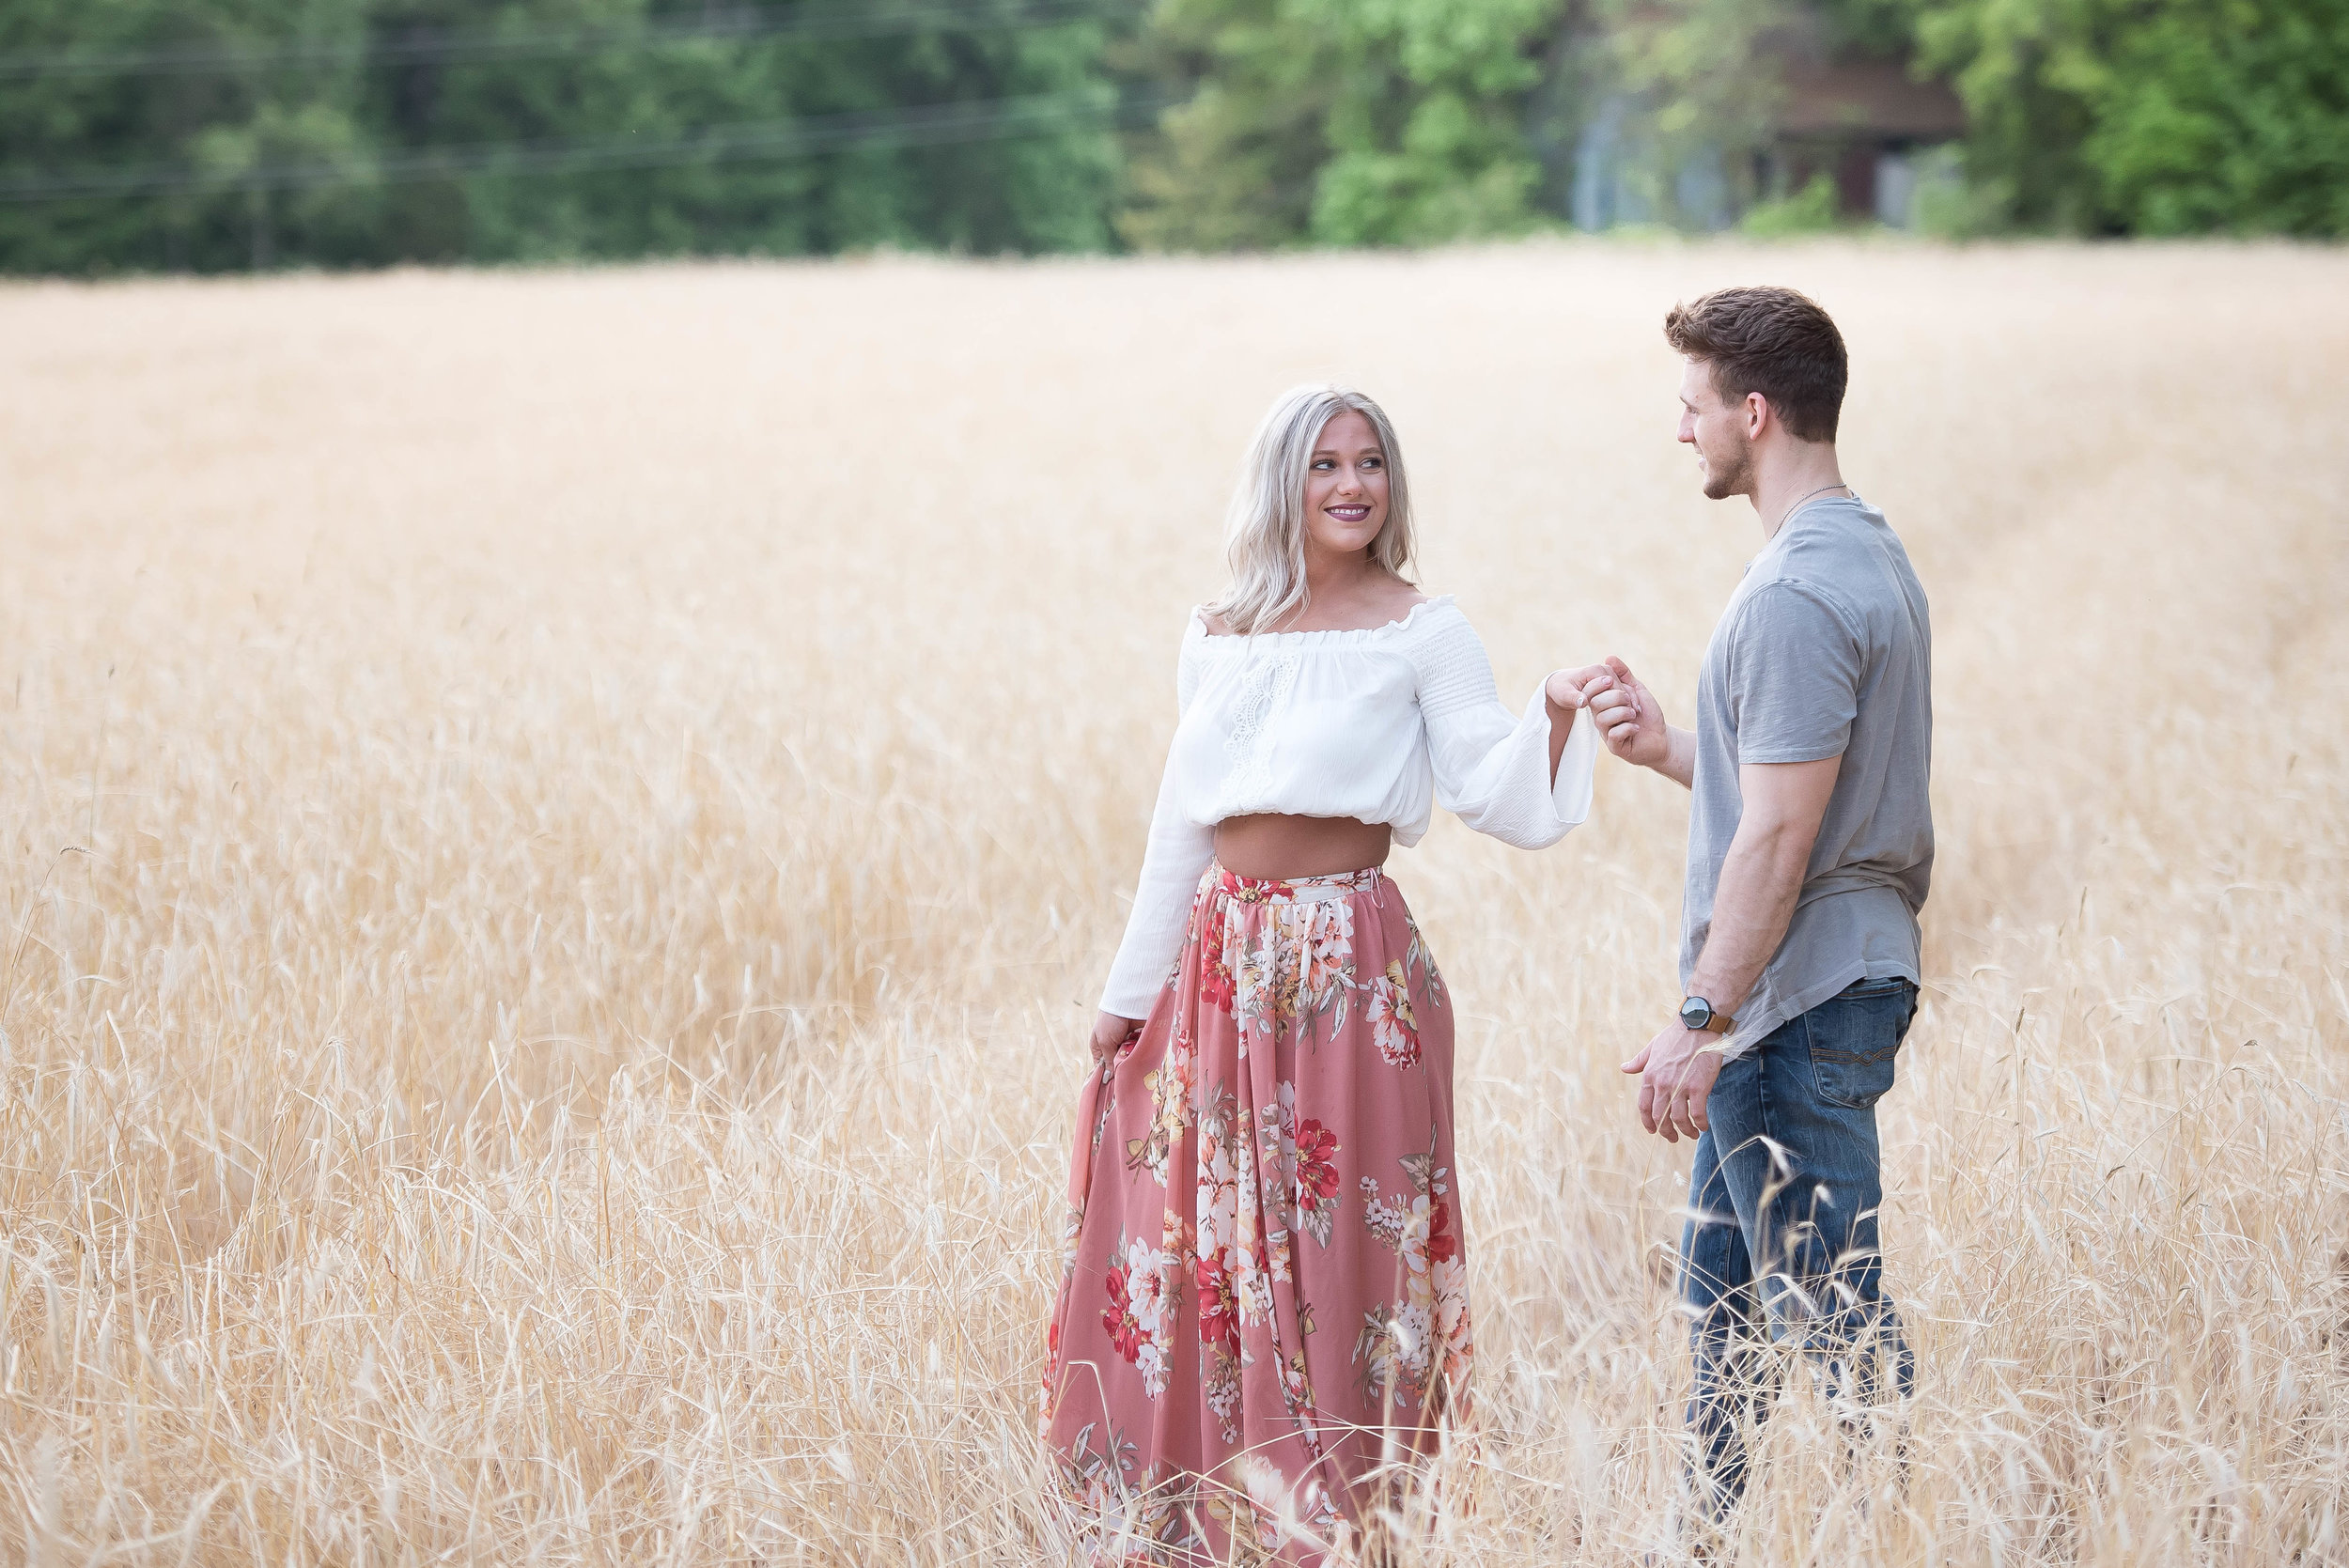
top-left (1579, 657), bottom-right (1670, 766)
top-left (1089, 1011), bottom-right (1143, 1061)
top-left (1622, 1024), bottom-right (1725, 1141)
top-left (1574, 657), bottom-right (1696, 788)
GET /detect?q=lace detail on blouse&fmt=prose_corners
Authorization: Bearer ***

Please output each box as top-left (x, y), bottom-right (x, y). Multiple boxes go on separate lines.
top-left (1218, 649), bottom-right (1300, 815)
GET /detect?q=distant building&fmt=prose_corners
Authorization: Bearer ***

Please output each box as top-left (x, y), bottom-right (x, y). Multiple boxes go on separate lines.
top-left (1564, 31), bottom-right (1967, 231)
top-left (1766, 57), bottom-right (1968, 226)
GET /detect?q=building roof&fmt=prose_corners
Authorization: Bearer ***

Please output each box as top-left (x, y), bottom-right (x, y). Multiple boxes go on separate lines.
top-left (1777, 59), bottom-right (1968, 140)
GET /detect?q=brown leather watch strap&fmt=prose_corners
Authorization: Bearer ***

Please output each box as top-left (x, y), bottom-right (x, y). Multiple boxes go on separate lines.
top-left (1683, 996), bottom-right (1737, 1033)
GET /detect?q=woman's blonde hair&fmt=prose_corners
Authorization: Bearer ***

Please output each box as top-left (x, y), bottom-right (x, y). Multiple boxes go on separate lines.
top-left (1205, 385), bottom-right (1415, 636)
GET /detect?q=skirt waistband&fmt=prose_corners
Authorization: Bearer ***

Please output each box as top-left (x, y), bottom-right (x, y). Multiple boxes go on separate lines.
top-left (1200, 860), bottom-right (1385, 906)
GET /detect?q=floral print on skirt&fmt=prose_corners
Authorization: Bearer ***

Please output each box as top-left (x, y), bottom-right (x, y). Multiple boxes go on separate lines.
top-left (1041, 863), bottom-right (1469, 1564)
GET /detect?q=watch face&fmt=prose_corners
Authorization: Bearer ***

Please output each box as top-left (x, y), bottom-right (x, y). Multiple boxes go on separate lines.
top-left (1680, 998), bottom-right (1711, 1030)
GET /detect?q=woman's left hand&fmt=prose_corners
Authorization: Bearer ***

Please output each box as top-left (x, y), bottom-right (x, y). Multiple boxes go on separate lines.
top-left (1089, 1011), bottom-right (1143, 1061)
top-left (1545, 668), bottom-right (1595, 714)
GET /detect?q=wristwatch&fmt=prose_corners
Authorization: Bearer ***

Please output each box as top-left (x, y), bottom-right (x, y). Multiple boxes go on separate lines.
top-left (1679, 995), bottom-right (1736, 1034)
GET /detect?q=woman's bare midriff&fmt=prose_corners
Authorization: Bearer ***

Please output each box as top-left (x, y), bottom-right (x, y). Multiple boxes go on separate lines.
top-left (1213, 814), bottom-right (1392, 881)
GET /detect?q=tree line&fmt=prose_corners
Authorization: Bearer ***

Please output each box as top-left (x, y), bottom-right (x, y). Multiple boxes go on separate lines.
top-left (1, 0), bottom-right (2341, 274)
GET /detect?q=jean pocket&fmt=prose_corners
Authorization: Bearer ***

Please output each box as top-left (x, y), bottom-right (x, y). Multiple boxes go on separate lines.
top-left (1806, 980), bottom-right (1915, 1110)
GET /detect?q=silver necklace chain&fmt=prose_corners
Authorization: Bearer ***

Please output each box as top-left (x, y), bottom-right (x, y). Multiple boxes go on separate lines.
top-left (1780, 481), bottom-right (1853, 529)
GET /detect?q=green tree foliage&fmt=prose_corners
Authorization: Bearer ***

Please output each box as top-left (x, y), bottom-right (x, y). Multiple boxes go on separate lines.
top-left (1122, 0), bottom-right (2349, 245)
top-left (1579, 0), bottom-right (1797, 226)
top-left (1907, 0), bottom-right (2349, 234)
top-left (1118, 0), bottom-right (1944, 247)
top-left (1598, 0), bottom-right (1787, 176)
top-left (1114, 0), bottom-right (1341, 250)
top-left (1120, 0), bottom-right (1567, 251)
top-left (6, 0), bottom-right (2344, 270)
top-left (1303, 0), bottom-right (1564, 245)
top-left (0, 0), bottom-right (381, 272)
top-left (0, 0), bottom-right (1130, 272)
top-left (1740, 169), bottom-right (1841, 235)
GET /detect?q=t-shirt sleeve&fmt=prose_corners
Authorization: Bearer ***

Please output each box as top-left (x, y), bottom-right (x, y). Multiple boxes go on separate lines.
top-left (1727, 582), bottom-right (1864, 764)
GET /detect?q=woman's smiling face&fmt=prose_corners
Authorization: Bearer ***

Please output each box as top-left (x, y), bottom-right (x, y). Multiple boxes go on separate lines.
top-left (1300, 409), bottom-right (1390, 558)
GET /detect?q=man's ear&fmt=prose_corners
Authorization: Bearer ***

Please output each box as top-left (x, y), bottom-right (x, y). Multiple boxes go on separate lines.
top-left (1744, 391), bottom-right (1771, 440)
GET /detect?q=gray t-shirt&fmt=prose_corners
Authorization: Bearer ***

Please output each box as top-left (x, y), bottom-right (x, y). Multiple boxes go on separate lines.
top-left (1684, 495), bottom-right (1934, 1057)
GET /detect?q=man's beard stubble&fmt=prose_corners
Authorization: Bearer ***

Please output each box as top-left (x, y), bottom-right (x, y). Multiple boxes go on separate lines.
top-left (1700, 434), bottom-right (1752, 501)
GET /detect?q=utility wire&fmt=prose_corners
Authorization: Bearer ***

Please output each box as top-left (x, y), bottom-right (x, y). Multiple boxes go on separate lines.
top-left (0, 88), bottom-right (1175, 203)
top-left (0, 0), bottom-right (1139, 83)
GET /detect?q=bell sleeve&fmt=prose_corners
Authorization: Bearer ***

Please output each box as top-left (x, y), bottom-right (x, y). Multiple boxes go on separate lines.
top-left (1097, 620), bottom-right (1217, 1018)
top-left (1413, 609), bottom-right (1598, 850)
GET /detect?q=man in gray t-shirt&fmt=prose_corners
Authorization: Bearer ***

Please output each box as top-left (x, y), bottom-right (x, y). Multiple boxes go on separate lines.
top-left (1570, 286), bottom-right (1931, 1524)
top-left (1685, 492), bottom-right (1933, 1051)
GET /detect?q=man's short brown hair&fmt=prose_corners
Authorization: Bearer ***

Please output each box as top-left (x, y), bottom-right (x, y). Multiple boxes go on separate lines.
top-left (1664, 286), bottom-right (1848, 443)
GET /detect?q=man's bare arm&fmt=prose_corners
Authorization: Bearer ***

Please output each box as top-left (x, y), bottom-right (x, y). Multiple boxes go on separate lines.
top-left (1616, 753), bottom-right (1842, 1141)
top-left (1687, 755), bottom-right (1842, 1015)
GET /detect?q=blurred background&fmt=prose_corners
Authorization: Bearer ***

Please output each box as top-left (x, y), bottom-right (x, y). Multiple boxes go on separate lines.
top-left (4, 0), bottom-right (2344, 275)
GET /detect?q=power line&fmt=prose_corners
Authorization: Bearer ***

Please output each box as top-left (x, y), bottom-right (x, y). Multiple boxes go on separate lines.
top-left (0, 88), bottom-right (1175, 203)
top-left (0, 0), bottom-right (1139, 83)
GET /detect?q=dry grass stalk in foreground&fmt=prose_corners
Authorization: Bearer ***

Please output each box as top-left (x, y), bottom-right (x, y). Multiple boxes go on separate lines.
top-left (0, 241), bottom-right (2343, 1564)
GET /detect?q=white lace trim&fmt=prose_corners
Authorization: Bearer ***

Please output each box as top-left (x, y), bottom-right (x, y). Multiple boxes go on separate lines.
top-left (1189, 594), bottom-right (1455, 649)
top-left (1218, 649), bottom-right (1299, 813)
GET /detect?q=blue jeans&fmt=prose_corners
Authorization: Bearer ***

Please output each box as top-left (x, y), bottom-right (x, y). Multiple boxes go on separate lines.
top-left (1681, 976), bottom-right (1918, 1514)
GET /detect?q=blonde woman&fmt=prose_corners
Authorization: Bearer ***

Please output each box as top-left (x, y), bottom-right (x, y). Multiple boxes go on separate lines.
top-left (1041, 386), bottom-right (1600, 1562)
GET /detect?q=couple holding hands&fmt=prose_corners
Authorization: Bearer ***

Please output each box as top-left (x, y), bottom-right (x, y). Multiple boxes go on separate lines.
top-left (1041, 285), bottom-right (1934, 1563)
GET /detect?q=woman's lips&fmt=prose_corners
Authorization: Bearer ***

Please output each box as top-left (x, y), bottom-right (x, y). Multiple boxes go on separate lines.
top-left (1327, 505), bottom-right (1372, 520)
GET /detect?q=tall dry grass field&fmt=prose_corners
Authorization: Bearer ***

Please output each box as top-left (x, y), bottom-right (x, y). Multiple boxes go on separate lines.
top-left (0, 242), bottom-right (2343, 1565)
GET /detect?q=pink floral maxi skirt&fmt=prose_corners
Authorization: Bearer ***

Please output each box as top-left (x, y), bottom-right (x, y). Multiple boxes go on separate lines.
top-left (1041, 865), bottom-right (1470, 1562)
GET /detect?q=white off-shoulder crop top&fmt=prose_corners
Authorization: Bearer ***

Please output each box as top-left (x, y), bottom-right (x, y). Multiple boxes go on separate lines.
top-left (1099, 595), bottom-right (1600, 1017)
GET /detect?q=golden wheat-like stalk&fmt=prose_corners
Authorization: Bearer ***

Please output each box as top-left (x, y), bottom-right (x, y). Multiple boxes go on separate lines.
top-left (0, 241), bottom-right (2341, 1564)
